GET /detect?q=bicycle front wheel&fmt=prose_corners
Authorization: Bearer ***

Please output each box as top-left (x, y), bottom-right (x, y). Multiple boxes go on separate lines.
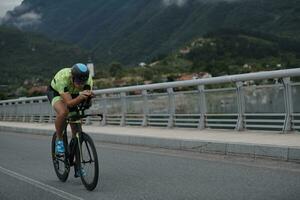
top-left (79, 132), bottom-right (99, 191)
top-left (51, 132), bottom-right (69, 182)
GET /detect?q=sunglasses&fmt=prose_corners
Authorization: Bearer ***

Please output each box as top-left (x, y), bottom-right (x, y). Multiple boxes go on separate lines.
top-left (73, 78), bottom-right (86, 85)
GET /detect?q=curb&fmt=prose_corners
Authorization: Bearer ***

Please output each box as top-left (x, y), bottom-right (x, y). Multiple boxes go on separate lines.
top-left (1, 125), bottom-right (300, 162)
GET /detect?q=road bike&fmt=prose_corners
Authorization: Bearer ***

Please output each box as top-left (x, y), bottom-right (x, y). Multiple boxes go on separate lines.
top-left (51, 102), bottom-right (102, 191)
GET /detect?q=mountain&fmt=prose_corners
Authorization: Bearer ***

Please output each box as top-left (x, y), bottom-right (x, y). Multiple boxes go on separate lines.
top-left (2, 0), bottom-right (300, 65)
top-left (99, 29), bottom-right (300, 89)
top-left (0, 26), bottom-right (89, 86)
top-left (182, 29), bottom-right (300, 75)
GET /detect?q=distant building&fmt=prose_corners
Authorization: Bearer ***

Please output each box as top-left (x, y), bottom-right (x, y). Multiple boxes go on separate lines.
top-left (177, 74), bottom-right (198, 81)
top-left (199, 72), bottom-right (212, 79)
top-left (243, 64), bottom-right (252, 69)
top-left (143, 80), bottom-right (153, 85)
top-left (139, 62), bottom-right (147, 67)
top-left (113, 79), bottom-right (127, 87)
top-left (177, 72), bottom-right (212, 81)
top-left (179, 48), bottom-right (190, 54)
top-left (28, 86), bottom-right (47, 96)
top-left (149, 61), bottom-right (160, 67)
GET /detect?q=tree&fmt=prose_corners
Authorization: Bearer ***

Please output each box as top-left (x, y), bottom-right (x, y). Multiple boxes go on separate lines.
top-left (109, 62), bottom-right (122, 77)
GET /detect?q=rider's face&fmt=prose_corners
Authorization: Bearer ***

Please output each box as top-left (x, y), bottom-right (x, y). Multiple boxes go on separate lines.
top-left (73, 78), bottom-right (85, 89)
top-left (74, 82), bottom-right (83, 89)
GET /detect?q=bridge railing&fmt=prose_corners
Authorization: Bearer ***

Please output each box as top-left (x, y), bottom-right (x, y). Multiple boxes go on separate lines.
top-left (1, 68), bottom-right (300, 133)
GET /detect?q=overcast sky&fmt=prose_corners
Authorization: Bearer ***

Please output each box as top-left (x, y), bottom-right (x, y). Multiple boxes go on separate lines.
top-left (0, 0), bottom-right (23, 17)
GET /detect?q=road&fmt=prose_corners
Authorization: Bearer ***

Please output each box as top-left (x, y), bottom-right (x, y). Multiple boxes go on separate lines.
top-left (0, 131), bottom-right (300, 200)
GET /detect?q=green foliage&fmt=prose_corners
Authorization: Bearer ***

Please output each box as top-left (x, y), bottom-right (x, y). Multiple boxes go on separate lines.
top-left (5, 0), bottom-right (300, 65)
top-left (183, 29), bottom-right (300, 76)
top-left (2, 0), bottom-right (300, 91)
top-left (109, 62), bottom-right (123, 77)
top-left (0, 26), bottom-right (89, 87)
top-left (108, 29), bottom-right (300, 84)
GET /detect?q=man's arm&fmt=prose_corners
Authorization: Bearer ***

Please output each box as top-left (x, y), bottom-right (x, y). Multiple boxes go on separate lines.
top-left (60, 92), bottom-right (89, 108)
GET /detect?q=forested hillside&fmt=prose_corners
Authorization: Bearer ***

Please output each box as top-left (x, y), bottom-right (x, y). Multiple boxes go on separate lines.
top-left (3, 0), bottom-right (300, 65)
top-left (1, 0), bottom-right (300, 98)
top-left (93, 29), bottom-right (300, 89)
top-left (0, 26), bottom-right (88, 87)
top-left (184, 29), bottom-right (300, 75)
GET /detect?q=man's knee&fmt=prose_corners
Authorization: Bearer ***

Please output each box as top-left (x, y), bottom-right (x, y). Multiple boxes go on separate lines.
top-left (57, 109), bottom-right (69, 118)
top-left (54, 101), bottom-right (69, 118)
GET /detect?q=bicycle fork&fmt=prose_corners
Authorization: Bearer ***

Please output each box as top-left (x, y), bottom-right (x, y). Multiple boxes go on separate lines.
top-left (76, 132), bottom-right (83, 163)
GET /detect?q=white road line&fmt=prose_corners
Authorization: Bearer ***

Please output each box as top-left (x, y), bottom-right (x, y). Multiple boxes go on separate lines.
top-left (0, 166), bottom-right (85, 200)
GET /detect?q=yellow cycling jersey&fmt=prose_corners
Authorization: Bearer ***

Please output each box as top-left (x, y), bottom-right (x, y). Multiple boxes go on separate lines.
top-left (51, 68), bottom-right (93, 94)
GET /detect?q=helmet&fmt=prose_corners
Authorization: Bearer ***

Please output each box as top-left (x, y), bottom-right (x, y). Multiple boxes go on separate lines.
top-left (71, 63), bottom-right (89, 84)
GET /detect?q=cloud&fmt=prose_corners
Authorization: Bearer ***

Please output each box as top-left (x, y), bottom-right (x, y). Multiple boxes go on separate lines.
top-left (0, 0), bottom-right (23, 17)
top-left (1, 3), bottom-right (42, 28)
top-left (162, 0), bottom-right (239, 7)
top-left (162, 0), bottom-right (189, 7)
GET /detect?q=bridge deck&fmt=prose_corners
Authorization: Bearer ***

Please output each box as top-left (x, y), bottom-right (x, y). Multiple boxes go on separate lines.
top-left (0, 121), bottom-right (300, 161)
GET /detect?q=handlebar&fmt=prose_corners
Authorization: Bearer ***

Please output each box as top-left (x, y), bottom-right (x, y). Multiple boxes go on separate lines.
top-left (79, 96), bottom-right (92, 110)
top-left (67, 97), bottom-right (103, 121)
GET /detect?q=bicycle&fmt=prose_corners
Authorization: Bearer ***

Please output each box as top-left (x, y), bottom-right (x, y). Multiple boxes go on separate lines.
top-left (51, 101), bottom-right (102, 191)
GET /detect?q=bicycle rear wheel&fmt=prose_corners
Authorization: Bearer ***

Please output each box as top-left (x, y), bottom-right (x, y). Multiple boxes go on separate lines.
top-left (51, 132), bottom-right (69, 182)
top-left (78, 132), bottom-right (99, 191)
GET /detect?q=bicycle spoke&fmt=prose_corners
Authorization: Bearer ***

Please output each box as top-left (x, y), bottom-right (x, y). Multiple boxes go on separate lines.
top-left (79, 133), bottom-right (99, 190)
top-left (84, 140), bottom-right (92, 159)
top-left (51, 133), bottom-right (69, 182)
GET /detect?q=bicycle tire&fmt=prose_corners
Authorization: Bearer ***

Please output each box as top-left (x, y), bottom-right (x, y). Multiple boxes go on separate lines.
top-left (51, 132), bottom-right (69, 182)
top-left (78, 132), bottom-right (99, 191)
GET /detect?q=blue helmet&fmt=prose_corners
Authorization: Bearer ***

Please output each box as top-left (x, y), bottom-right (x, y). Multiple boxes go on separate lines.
top-left (71, 63), bottom-right (89, 84)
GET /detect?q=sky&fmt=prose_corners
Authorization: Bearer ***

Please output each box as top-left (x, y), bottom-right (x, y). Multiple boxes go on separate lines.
top-left (0, 0), bottom-right (23, 17)
top-left (0, 0), bottom-right (239, 18)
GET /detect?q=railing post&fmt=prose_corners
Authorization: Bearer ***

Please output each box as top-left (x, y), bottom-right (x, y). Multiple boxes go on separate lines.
top-left (3, 103), bottom-right (8, 121)
top-left (142, 90), bottom-right (148, 127)
top-left (167, 88), bottom-right (175, 128)
top-left (0, 106), bottom-right (2, 121)
top-left (3, 103), bottom-right (7, 121)
top-left (0, 104), bottom-right (2, 120)
top-left (48, 106), bottom-right (54, 123)
top-left (198, 85), bottom-right (206, 129)
top-left (30, 101), bottom-right (34, 122)
top-left (236, 81), bottom-right (245, 131)
top-left (39, 100), bottom-right (43, 123)
top-left (10, 102), bottom-right (14, 121)
top-left (120, 92), bottom-right (127, 126)
top-left (85, 116), bottom-right (92, 125)
top-left (283, 77), bottom-right (293, 132)
top-left (101, 94), bottom-right (107, 126)
top-left (22, 101), bottom-right (26, 122)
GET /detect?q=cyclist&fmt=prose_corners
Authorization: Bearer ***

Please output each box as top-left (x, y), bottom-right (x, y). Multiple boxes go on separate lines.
top-left (46, 63), bottom-right (94, 158)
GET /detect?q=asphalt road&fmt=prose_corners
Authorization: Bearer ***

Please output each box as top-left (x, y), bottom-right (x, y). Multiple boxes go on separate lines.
top-left (0, 131), bottom-right (300, 200)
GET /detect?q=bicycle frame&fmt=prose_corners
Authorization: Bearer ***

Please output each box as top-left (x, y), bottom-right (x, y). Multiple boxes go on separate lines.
top-left (62, 111), bottom-right (102, 171)
top-left (52, 106), bottom-right (102, 190)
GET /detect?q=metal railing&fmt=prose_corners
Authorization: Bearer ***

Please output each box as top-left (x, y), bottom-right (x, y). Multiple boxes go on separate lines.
top-left (1, 68), bottom-right (300, 133)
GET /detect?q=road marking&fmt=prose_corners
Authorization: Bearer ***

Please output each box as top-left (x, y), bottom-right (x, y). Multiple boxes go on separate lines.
top-left (0, 166), bottom-right (85, 200)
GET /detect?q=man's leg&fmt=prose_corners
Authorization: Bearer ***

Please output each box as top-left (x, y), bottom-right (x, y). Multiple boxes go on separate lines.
top-left (69, 123), bottom-right (86, 177)
top-left (70, 124), bottom-right (80, 138)
top-left (53, 100), bottom-right (69, 140)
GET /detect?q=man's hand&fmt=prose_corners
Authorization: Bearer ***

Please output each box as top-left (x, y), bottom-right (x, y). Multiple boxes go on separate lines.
top-left (79, 90), bottom-right (95, 100)
top-left (88, 90), bottom-right (95, 98)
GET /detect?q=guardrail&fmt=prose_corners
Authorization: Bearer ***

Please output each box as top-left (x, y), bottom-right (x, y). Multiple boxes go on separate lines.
top-left (1, 68), bottom-right (300, 133)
